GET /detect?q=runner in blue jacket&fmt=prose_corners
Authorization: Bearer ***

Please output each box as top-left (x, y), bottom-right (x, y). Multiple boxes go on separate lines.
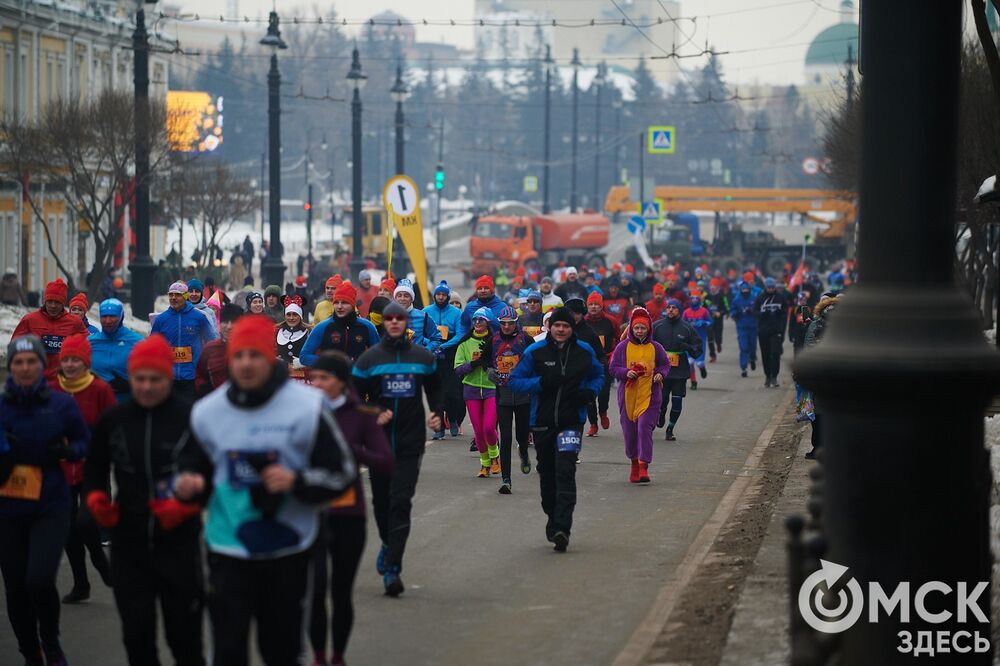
top-left (150, 282), bottom-right (217, 397)
top-left (728, 281), bottom-right (759, 377)
top-left (88, 298), bottom-right (144, 401)
top-left (441, 275), bottom-right (507, 351)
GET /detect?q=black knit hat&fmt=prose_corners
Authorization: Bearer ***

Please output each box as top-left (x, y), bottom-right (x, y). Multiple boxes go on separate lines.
top-left (220, 303), bottom-right (244, 324)
top-left (547, 307), bottom-right (576, 328)
top-left (563, 297), bottom-right (586, 315)
top-left (368, 296), bottom-right (390, 316)
top-left (312, 350), bottom-right (353, 384)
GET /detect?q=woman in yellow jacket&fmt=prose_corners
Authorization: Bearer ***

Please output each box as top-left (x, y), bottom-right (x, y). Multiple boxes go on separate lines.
top-left (454, 307), bottom-right (499, 477)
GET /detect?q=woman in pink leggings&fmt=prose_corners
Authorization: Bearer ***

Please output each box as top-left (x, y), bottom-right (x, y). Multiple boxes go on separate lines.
top-left (454, 308), bottom-right (500, 477)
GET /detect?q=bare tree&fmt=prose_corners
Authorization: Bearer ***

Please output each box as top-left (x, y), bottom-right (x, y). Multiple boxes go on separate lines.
top-left (0, 90), bottom-right (173, 301)
top-left (184, 161), bottom-right (257, 272)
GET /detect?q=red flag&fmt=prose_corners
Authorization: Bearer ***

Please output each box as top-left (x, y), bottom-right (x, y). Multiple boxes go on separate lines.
top-left (788, 261), bottom-right (807, 291)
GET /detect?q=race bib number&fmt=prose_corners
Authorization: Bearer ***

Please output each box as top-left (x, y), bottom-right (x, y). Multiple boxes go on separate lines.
top-left (556, 430), bottom-right (582, 454)
top-left (40, 335), bottom-right (65, 353)
top-left (382, 374), bottom-right (416, 399)
top-left (496, 354), bottom-right (520, 374)
top-left (172, 346), bottom-right (193, 364)
top-left (226, 449), bottom-right (279, 489)
top-left (0, 465), bottom-right (42, 501)
top-left (330, 486), bottom-right (358, 509)
top-left (607, 303), bottom-right (622, 314)
top-left (437, 325), bottom-right (450, 341)
top-left (667, 352), bottom-right (680, 367)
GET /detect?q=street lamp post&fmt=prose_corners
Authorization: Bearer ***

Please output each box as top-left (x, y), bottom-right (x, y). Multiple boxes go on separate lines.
top-left (793, 1), bottom-right (1000, 663)
top-left (347, 45), bottom-right (367, 282)
top-left (390, 63), bottom-right (409, 176)
top-left (260, 11), bottom-right (287, 288)
top-left (592, 61), bottom-right (606, 212)
top-left (611, 99), bottom-right (623, 188)
top-left (570, 48), bottom-right (581, 213)
top-left (129, 2), bottom-right (156, 321)
top-left (542, 45), bottom-right (554, 215)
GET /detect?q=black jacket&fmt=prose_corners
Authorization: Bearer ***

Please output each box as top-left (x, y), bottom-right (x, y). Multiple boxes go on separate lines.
top-left (754, 290), bottom-right (789, 336)
top-left (84, 394), bottom-right (207, 548)
top-left (574, 318), bottom-right (607, 365)
top-left (584, 314), bottom-right (618, 363)
top-left (352, 335), bottom-right (444, 458)
top-left (652, 315), bottom-right (703, 379)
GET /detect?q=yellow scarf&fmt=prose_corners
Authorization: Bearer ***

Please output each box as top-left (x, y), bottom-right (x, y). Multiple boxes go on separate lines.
top-left (58, 371), bottom-right (95, 394)
top-left (624, 340), bottom-right (655, 421)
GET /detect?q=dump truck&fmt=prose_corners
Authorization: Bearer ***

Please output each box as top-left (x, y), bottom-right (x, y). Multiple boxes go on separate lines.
top-left (468, 212), bottom-right (610, 277)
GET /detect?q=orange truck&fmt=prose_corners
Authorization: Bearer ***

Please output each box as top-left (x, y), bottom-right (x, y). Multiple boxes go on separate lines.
top-left (468, 213), bottom-right (611, 276)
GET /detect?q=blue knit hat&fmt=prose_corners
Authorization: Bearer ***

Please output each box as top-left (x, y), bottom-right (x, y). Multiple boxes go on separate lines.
top-left (187, 278), bottom-right (204, 292)
top-left (764, 277), bottom-right (777, 288)
top-left (434, 280), bottom-right (451, 297)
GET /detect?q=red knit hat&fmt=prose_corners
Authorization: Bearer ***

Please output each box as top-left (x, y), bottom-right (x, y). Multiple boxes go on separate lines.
top-left (44, 279), bottom-right (68, 305)
top-left (587, 291), bottom-right (603, 305)
top-left (475, 275), bottom-right (494, 291)
top-left (333, 282), bottom-right (358, 305)
top-left (128, 334), bottom-right (174, 378)
top-left (69, 293), bottom-right (89, 312)
top-left (380, 278), bottom-right (396, 292)
top-left (515, 266), bottom-right (526, 277)
top-left (653, 283), bottom-right (666, 295)
top-left (326, 274), bottom-right (344, 289)
top-left (60, 334), bottom-right (91, 367)
top-left (228, 315), bottom-right (277, 364)
top-left (630, 307), bottom-right (652, 331)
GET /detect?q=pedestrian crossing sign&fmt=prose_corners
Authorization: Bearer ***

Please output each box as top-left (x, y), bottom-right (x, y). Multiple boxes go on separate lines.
top-left (648, 126), bottom-right (676, 154)
top-left (638, 199), bottom-right (663, 223)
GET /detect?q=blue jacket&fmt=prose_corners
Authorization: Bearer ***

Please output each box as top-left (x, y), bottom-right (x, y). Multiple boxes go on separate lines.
top-left (422, 302), bottom-right (462, 348)
top-left (442, 295), bottom-right (507, 350)
top-left (89, 319), bottom-right (144, 401)
top-left (300, 313), bottom-right (381, 366)
top-left (150, 302), bottom-right (217, 380)
top-left (729, 294), bottom-right (759, 331)
top-left (83, 318), bottom-right (99, 335)
top-left (407, 307), bottom-right (443, 352)
top-left (0, 377), bottom-right (89, 517)
top-left (509, 336), bottom-right (604, 430)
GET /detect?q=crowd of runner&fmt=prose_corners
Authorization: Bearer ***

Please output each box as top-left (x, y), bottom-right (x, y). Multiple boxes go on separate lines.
top-left (0, 257), bottom-right (849, 665)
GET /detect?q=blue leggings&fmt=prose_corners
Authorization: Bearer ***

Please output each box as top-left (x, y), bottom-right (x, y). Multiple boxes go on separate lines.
top-left (737, 328), bottom-right (758, 370)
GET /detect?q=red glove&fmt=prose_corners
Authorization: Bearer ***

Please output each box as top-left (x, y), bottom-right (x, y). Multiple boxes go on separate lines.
top-left (86, 491), bottom-right (120, 529)
top-left (148, 498), bottom-right (202, 531)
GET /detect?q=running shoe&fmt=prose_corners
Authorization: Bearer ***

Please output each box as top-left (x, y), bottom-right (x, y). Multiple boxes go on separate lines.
top-left (552, 531), bottom-right (569, 552)
top-left (665, 426), bottom-right (676, 441)
top-left (638, 461), bottom-right (651, 483)
top-left (699, 365), bottom-right (707, 379)
top-left (690, 381), bottom-right (698, 390)
top-left (62, 586), bottom-right (90, 604)
top-left (629, 459), bottom-right (641, 483)
top-left (431, 430), bottom-right (445, 441)
top-left (469, 440), bottom-right (477, 452)
top-left (519, 448), bottom-right (531, 475)
top-left (450, 424), bottom-right (460, 437)
top-left (498, 480), bottom-right (512, 495)
top-left (490, 457), bottom-right (502, 475)
top-left (586, 423), bottom-right (598, 437)
top-left (383, 567), bottom-right (404, 597)
top-left (741, 370), bottom-right (747, 378)
top-left (478, 465), bottom-right (490, 478)
top-left (750, 359), bottom-right (757, 371)
top-left (600, 412), bottom-right (610, 430)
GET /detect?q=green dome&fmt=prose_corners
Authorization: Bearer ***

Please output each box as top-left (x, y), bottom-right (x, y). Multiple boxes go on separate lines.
top-left (805, 22), bottom-right (859, 66)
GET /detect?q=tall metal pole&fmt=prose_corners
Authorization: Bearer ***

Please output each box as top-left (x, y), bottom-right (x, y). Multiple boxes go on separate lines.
top-left (129, 6), bottom-right (155, 320)
top-left (260, 151), bottom-right (266, 247)
top-left (261, 51), bottom-right (285, 287)
top-left (794, 1), bottom-right (1000, 663)
top-left (592, 61), bottom-right (604, 212)
top-left (570, 48), bottom-right (580, 214)
top-left (542, 46), bottom-right (552, 215)
top-left (435, 118), bottom-right (444, 265)
top-left (391, 63), bottom-right (408, 176)
top-left (613, 100), bottom-right (622, 186)
top-left (347, 45), bottom-right (366, 281)
top-left (845, 44), bottom-right (856, 115)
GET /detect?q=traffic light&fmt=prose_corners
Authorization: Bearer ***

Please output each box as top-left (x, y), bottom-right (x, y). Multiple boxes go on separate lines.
top-left (303, 202), bottom-right (312, 211)
top-left (434, 164), bottom-right (445, 191)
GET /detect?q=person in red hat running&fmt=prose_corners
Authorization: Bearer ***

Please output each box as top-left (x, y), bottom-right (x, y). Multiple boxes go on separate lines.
top-left (47, 335), bottom-right (114, 603)
top-left (67, 293), bottom-right (98, 334)
top-left (12, 279), bottom-right (88, 380)
top-left (84, 334), bottom-right (208, 665)
top-left (313, 275), bottom-right (346, 324)
top-left (301, 283), bottom-right (380, 366)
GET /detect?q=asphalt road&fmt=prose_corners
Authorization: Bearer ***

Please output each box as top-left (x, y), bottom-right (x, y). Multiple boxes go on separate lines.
top-left (0, 319), bottom-right (789, 665)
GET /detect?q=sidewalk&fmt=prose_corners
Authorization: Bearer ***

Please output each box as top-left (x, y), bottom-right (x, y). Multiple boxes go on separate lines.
top-left (719, 430), bottom-right (813, 666)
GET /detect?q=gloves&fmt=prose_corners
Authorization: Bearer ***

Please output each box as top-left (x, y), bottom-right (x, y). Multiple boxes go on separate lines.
top-left (149, 498), bottom-right (202, 531)
top-left (539, 374), bottom-right (561, 391)
top-left (576, 390), bottom-right (597, 407)
top-left (86, 491), bottom-right (120, 529)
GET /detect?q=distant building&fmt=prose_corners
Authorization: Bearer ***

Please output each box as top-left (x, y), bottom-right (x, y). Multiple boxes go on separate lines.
top-left (803, 0), bottom-right (858, 90)
top-left (473, 0), bottom-right (681, 85)
top-left (0, 1), bottom-right (171, 293)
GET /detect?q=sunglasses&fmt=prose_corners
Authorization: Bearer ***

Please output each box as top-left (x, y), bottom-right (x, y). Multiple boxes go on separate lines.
top-left (383, 315), bottom-right (407, 323)
top-left (526, 299), bottom-right (541, 303)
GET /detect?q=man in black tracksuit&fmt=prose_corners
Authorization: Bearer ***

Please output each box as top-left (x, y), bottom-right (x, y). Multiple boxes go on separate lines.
top-left (652, 299), bottom-right (703, 441)
top-left (351, 302), bottom-right (444, 596)
top-left (84, 336), bottom-right (207, 666)
top-left (509, 307), bottom-right (605, 552)
top-left (753, 278), bottom-right (788, 388)
top-left (564, 298), bottom-right (610, 439)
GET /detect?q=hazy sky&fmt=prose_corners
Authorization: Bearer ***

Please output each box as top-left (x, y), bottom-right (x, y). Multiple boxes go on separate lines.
top-left (173, 0), bottom-right (858, 85)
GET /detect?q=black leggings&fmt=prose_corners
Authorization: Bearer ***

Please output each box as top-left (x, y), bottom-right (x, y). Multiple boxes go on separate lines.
top-left (65, 484), bottom-right (110, 589)
top-left (586, 370), bottom-right (613, 425)
top-left (498, 403), bottom-right (531, 481)
top-left (309, 514), bottom-right (367, 661)
top-left (0, 509), bottom-right (69, 659)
